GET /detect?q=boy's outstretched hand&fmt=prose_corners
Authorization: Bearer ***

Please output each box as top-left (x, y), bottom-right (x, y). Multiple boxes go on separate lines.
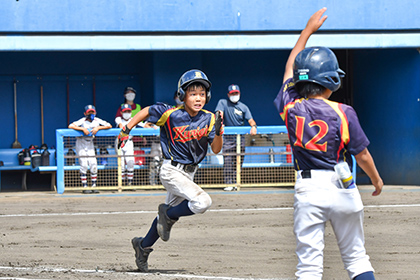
top-left (305, 7), bottom-right (328, 35)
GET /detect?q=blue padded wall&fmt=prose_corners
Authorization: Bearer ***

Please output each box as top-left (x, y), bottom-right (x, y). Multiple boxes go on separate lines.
top-left (353, 49), bottom-right (420, 185)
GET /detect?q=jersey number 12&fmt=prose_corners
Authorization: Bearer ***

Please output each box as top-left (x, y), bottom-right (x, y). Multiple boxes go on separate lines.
top-left (294, 116), bottom-right (328, 152)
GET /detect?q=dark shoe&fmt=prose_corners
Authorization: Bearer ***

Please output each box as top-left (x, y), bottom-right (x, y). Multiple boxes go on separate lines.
top-left (91, 189), bottom-right (99, 193)
top-left (82, 189), bottom-right (92, 194)
top-left (157, 204), bottom-right (178, 242)
top-left (131, 237), bottom-right (153, 272)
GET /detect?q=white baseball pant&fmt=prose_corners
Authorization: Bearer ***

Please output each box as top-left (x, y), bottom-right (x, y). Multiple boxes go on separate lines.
top-left (121, 139), bottom-right (134, 173)
top-left (75, 139), bottom-right (97, 175)
top-left (294, 169), bottom-right (374, 280)
top-left (159, 160), bottom-right (212, 214)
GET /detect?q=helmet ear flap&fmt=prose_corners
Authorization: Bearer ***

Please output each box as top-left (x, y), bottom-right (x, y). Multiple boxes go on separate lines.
top-left (206, 90), bottom-right (211, 104)
top-left (177, 87), bottom-right (186, 102)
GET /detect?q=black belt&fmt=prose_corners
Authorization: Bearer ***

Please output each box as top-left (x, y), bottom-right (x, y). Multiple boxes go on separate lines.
top-left (171, 161), bottom-right (198, 173)
top-left (301, 170), bottom-right (311, 179)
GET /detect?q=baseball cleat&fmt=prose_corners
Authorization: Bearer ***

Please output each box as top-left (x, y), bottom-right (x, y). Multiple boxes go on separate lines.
top-left (157, 204), bottom-right (178, 242)
top-left (131, 237), bottom-right (153, 272)
top-left (223, 186), bottom-right (238, 191)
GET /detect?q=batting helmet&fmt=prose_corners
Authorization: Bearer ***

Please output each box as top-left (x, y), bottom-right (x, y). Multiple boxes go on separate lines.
top-left (177, 69), bottom-right (212, 103)
top-left (293, 47), bottom-right (345, 92)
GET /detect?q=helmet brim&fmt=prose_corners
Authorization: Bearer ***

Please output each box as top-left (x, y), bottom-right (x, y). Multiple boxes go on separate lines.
top-left (182, 79), bottom-right (211, 91)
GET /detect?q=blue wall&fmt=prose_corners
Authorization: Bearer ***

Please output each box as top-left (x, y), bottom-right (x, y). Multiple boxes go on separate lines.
top-left (0, 50), bottom-right (287, 149)
top-left (353, 49), bottom-right (420, 185)
top-left (2, 0), bottom-right (420, 32)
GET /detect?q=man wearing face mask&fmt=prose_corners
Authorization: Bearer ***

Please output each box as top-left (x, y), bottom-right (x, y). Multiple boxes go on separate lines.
top-left (69, 105), bottom-right (112, 193)
top-left (215, 84), bottom-right (257, 191)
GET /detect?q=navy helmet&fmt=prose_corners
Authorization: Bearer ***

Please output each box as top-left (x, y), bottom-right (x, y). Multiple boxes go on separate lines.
top-left (177, 69), bottom-right (212, 103)
top-left (293, 47), bottom-right (345, 92)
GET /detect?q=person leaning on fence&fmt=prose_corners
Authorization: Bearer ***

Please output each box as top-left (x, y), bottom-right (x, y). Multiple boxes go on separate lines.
top-left (214, 84), bottom-right (257, 191)
top-left (117, 69), bottom-right (223, 272)
top-left (273, 8), bottom-right (383, 280)
top-left (68, 105), bottom-right (112, 194)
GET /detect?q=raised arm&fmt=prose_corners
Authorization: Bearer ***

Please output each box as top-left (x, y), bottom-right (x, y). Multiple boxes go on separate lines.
top-left (283, 7), bottom-right (328, 83)
top-left (126, 106), bottom-right (150, 130)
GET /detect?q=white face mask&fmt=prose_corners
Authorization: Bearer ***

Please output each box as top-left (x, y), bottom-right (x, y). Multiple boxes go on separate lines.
top-left (125, 93), bottom-right (136, 102)
top-left (229, 95), bottom-right (240, 103)
top-left (122, 112), bottom-right (132, 120)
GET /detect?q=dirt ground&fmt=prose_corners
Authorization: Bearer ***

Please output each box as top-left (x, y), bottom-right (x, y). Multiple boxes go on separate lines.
top-left (0, 185), bottom-right (419, 280)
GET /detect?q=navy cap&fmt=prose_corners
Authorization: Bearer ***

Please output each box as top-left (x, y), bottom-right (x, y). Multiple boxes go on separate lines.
top-left (121, 104), bottom-right (132, 112)
top-left (84, 105), bottom-right (96, 114)
top-left (228, 84), bottom-right (240, 94)
top-left (124, 87), bottom-right (136, 94)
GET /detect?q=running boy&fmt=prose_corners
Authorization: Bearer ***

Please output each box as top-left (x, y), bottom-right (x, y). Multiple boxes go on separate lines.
top-left (273, 8), bottom-right (383, 280)
top-left (118, 69), bottom-right (223, 272)
top-left (69, 105), bottom-right (112, 193)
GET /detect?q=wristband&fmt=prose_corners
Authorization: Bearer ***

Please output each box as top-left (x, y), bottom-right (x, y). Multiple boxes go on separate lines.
top-left (122, 125), bottom-right (131, 134)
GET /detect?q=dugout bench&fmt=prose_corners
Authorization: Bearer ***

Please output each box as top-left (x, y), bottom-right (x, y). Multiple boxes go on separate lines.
top-left (0, 148), bottom-right (57, 191)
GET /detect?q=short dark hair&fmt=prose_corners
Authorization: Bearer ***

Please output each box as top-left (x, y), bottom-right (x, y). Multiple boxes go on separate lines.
top-left (185, 82), bottom-right (206, 92)
top-left (295, 82), bottom-right (326, 98)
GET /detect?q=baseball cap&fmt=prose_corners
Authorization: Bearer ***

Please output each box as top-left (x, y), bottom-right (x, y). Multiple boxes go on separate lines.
top-left (124, 87), bottom-right (137, 94)
top-left (84, 105), bottom-right (96, 114)
top-left (228, 84), bottom-right (240, 94)
top-left (121, 104), bottom-right (132, 112)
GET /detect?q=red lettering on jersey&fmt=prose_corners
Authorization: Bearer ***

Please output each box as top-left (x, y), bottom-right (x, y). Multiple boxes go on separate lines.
top-left (173, 125), bottom-right (209, 143)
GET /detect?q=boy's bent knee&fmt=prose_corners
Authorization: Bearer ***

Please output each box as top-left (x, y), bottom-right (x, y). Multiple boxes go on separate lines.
top-left (90, 165), bottom-right (98, 174)
top-left (189, 193), bottom-right (212, 214)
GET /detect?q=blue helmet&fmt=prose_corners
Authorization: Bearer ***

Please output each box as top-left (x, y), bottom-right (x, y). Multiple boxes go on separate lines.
top-left (177, 69), bottom-right (212, 104)
top-left (293, 47), bottom-right (345, 92)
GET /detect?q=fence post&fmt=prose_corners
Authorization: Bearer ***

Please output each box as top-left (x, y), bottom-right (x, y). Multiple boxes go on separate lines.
top-left (56, 129), bottom-right (65, 194)
top-left (236, 133), bottom-right (241, 190)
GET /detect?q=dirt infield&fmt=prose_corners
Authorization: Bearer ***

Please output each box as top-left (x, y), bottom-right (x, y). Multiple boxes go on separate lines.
top-left (0, 185), bottom-right (419, 280)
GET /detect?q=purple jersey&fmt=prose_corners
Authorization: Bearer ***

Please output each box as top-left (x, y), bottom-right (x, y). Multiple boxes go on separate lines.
top-left (147, 102), bottom-right (217, 165)
top-left (274, 78), bottom-right (369, 171)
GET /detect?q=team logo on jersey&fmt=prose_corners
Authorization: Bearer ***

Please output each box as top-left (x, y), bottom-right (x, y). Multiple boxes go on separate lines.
top-left (173, 125), bottom-right (209, 143)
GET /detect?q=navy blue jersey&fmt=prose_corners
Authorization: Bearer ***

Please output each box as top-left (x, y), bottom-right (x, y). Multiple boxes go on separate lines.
top-left (274, 78), bottom-right (369, 171)
top-left (215, 99), bottom-right (253, 126)
top-left (147, 102), bottom-right (217, 165)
